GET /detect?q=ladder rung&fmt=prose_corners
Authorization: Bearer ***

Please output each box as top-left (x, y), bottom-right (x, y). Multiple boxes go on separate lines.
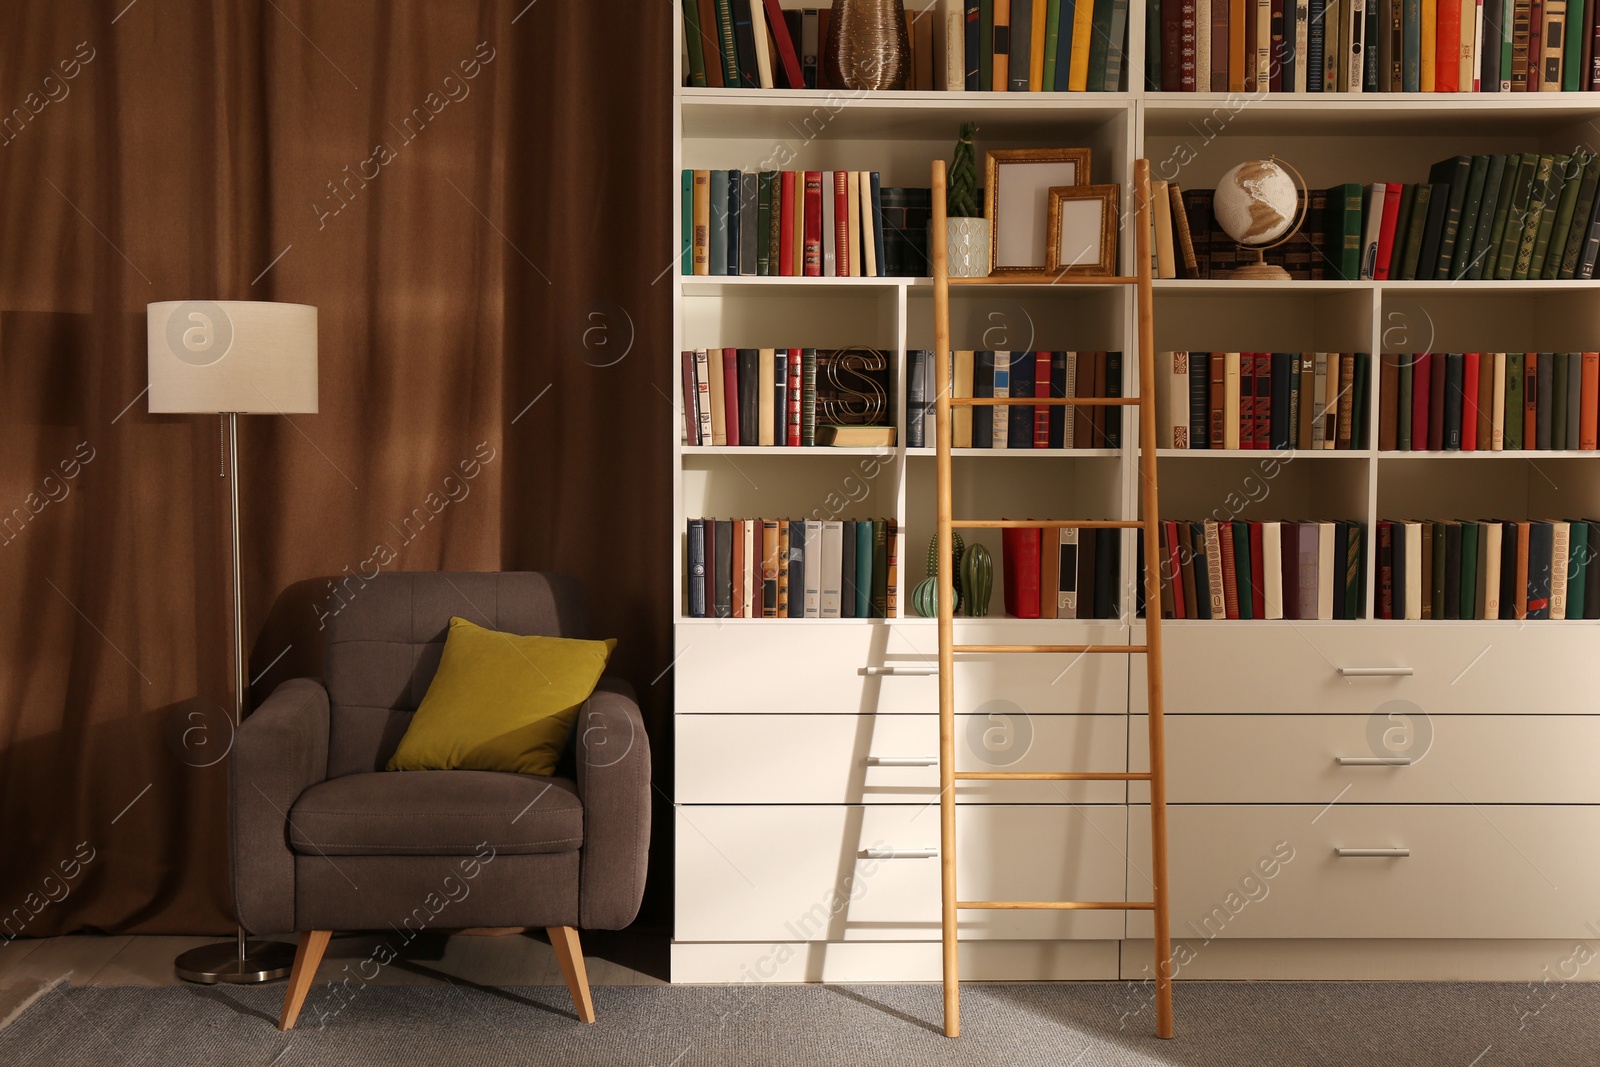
top-left (957, 900), bottom-right (1157, 911)
top-left (954, 771), bottom-right (1153, 781)
top-left (946, 273), bottom-right (1139, 286)
top-left (951, 519), bottom-right (1143, 529)
top-left (948, 396), bottom-right (1142, 407)
top-left (953, 644), bottom-right (1149, 654)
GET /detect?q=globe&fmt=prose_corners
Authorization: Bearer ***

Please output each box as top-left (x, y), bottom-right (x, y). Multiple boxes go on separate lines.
top-left (1213, 159), bottom-right (1300, 248)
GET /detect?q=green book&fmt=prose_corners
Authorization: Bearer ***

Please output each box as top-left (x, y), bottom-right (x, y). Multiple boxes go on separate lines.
top-left (1458, 521), bottom-right (1479, 620)
top-left (1233, 521), bottom-right (1253, 619)
top-left (1485, 153), bottom-right (1524, 278)
top-left (1552, 352), bottom-right (1570, 448)
top-left (1501, 0), bottom-right (1515, 89)
top-left (1542, 155), bottom-right (1587, 279)
top-left (683, 0), bottom-right (708, 86)
top-left (1047, 0), bottom-right (1065, 90)
top-left (1505, 353), bottom-right (1525, 450)
top-left (1398, 357), bottom-right (1414, 450)
top-left (855, 520), bottom-right (874, 618)
top-left (1531, 155), bottom-right (1573, 279)
top-left (1399, 184), bottom-right (1433, 279)
top-left (1558, 156), bottom-right (1600, 279)
top-left (1466, 154), bottom-right (1509, 279)
top-left (980, 0), bottom-right (994, 91)
top-left (1429, 155), bottom-right (1473, 279)
top-left (1451, 156), bottom-right (1492, 279)
top-left (767, 172), bottom-right (782, 275)
top-left (1569, 521), bottom-right (1590, 619)
top-left (756, 172), bottom-right (774, 276)
top-left (681, 170), bottom-right (693, 275)
top-left (1346, 522), bottom-right (1366, 620)
top-left (1086, 0), bottom-right (1115, 92)
top-left (1391, 184), bottom-right (1418, 278)
top-left (1566, 0), bottom-right (1589, 91)
top-left (1513, 155), bottom-right (1556, 281)
top-left (1327, 183), bottom-right (1366, 281)
top-left (870, 519), bottom-right (889, 617)
top-left (1352, 353), bottom-right (1371, 449)
top-left (1431, 521), bottom-right (1448, 619)
top-left (1497, 153), bottom-right (1540, 281)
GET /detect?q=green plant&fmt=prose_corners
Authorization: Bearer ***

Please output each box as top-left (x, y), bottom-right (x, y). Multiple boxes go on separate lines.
top-left (948, 123), bottom-right (979, 219)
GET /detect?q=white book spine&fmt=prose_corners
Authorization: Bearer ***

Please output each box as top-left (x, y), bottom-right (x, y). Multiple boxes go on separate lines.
top-left (1294, 0), bottom-right (1311, 91)
top-left (1404, 523), bottom-right (1423, 619)
top-left (1196, 0), bottom-right (1213, 89)
top-left (1257, 0), bottom-right (1274, 84)
top-left (858, 171), bottom-right (877, 277)
top-left (1551, 521), bottom-right (1571, 619)
top-left (822, 171), bottom-right (837, 276)
top-left (1262, 522), bottom-right (1285, 619)
top-left (1222, 352), bottom-right (1242, 450)
top-left (820, 521), bottom-right (843, 617)
top-left (804, 520), bottom-right (822, 617)
top-left (992, 351), bottom-right (1011, 449)
top-left (1164, 351), bottom-right (1191, 449)
top-left (694, 348), bottom-right (714, 445)
top-left (1347, 0), bottom-right (1365, 91)
top-left (1317, 521), bottom-right (1336, 619)
top-left (940, 0), bottom-right (966, 91)
top-left (1491, 352), bottom-right (1506, 449)
top-left (1465, 0), bottom-right (1483, 90)
top-left (743, 520), bottom-right (756, 618)
top-left (749, 1), bottom-right (774, 88)
top-left (1360, 184), bottom-right (1385, 279)
top-left (1482, 522), bottom-right (1502, 619)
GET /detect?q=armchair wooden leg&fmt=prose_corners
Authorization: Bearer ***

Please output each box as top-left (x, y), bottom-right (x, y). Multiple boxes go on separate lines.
top-left (278, 930), bottom-right (332, 1031)
top-left (547, 925), bottom-right (595, 1023)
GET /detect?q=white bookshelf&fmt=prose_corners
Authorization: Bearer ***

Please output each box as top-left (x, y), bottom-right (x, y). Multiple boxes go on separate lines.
top-left (671, 7), bottom-right (1600, 985)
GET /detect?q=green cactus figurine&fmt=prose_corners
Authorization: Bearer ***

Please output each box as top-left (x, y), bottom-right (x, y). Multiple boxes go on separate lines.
top-left (960, 543), bottom-right (993, 618)
top-left (948, 123), bottom-right (980, 219)
top-left (912, 532), bottom-right (966, 617)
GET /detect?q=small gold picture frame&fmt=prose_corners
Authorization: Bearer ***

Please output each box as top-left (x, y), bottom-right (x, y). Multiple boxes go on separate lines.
top-left (1046, 184), bottom-right (1119, 275)
top-left (985, 148), bottom-right (1092, 274)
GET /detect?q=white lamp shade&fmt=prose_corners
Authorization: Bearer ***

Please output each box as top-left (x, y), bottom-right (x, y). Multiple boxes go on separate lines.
top-left (147, 300), bottom-right (318, 414)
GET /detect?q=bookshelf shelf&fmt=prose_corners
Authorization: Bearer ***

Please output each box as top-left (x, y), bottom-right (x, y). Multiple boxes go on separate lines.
top-left (1377, 450), bottom-right (1600, 459)
top-left (1141, 93), bottom-right (1600, 136)
top-left (1153, 449), bottom-right (1375, 459)
top-left (682, 445), bottom-right (895, 457)
top-left (680, 88), bottom-right (1133, 140)
top-left (906, 448), bottom-right (1122, 458)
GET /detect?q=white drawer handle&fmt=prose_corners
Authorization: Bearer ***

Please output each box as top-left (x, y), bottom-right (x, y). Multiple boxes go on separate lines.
top-left (860, 847), bottom-right (938, 859)
top-left (1335, 756), bottom-right (1415, 766)
top-left (867, 756), bottom-right (939, 767)
top-left (1335, 847), bottom-right (1411, 858)
top-left (860, 665), bottom-right (938, 676)
top-left (1337, 667), bottom-right (1414, 677)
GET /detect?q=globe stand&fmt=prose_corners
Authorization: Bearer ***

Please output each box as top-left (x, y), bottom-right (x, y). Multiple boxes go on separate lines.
top-left (1230, 247), bottom-right (1291, 281)
top-left (1223, 155), bottom-right (1308, 283)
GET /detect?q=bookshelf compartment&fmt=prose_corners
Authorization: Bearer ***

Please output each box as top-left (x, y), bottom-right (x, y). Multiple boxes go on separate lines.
top-left (1128, 804), bottom-right (1600, 940)
top-left (681, 290), bottom-right (897, 351)
top-left (1152, 290), bottom-right (1373, 355)
top-left (1377, 455), bottom-right (1600, 518)
top-left (1374, 289), bottom-right (1600, 354)
top-left (1129, 715), bottom-right (1600, 805)
top-left (675, 804), bottom-right (1129, 942)
top-left (1151, 455), bottom-right (1371, 523)
top-left (681, 452), bottom-right (902, 520)
top-left (907, 288), bottom-right (1129, 353)
top-left (676, 713), bottom-right (1128, 805)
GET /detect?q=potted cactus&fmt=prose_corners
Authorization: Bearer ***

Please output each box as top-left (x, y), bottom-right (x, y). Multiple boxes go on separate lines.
top-left (943, 123), bottom-right (990, 277)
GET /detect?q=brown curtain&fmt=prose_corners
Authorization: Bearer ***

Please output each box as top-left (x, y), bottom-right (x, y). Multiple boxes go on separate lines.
top-left (0, 0), bottom-right (671, 936)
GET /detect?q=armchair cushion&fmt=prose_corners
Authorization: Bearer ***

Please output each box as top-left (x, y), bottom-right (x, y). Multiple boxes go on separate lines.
top-left (385, 616), bottom-right (615, 777)
top-left (288, 770), bottom-right (583, 857)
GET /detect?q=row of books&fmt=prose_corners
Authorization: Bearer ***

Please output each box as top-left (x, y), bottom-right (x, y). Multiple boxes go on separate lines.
top-left (1155, 352), bottom-right (1372, 450)
top-left (1147, 0), bottom-right (1600, 93)
top-left (1150, 519), bottom-right (1369, 619)
top-left (686, 517), bottom-right (899, 618)
top-left (682, 170), bottom-right (929, 278)
top-left (679, 1), bottom-right (1133, 92)
top-left (1375, 519), bottom-right (1600, 619)
top-left (995, 526), bottom-right (1124, 618)
top-left (1376, 351), bottom-right (1600, 451)
top-left (680, 348), bottom-right (894, 447)
top-left (931, 351), bottom-right (1126, 448)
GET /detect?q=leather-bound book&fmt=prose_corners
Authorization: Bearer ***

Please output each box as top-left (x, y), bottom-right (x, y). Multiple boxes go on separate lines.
top-left (1428, 351), bottom-right (1448, 450)
top-left (1460, 352), bottom-right (1481, 451)
top-left (1094, 528), bottom-right (1119, 619)
top-left (1217, 521), bottom-right (1240, 619)
top-left (1526, 520), bottom-right (1554, 619)
top-left (1041, 523), bottom-right (1060, 619)
top-left (1002, 525), bottom-right (1043, 618)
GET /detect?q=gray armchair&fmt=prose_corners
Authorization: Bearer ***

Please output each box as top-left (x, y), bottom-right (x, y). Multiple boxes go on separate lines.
top-left (230, 572), bottom-right (650, 1030)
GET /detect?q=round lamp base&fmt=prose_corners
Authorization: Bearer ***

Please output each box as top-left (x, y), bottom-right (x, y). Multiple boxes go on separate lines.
top-left (175, 939), bottom-right (296, 984)
top-left (1230, 261), bottom-right (1292, 281)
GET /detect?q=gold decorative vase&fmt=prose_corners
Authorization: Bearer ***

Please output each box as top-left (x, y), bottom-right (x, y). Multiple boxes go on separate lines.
top-left (824, 0), bottom-right (910, 90)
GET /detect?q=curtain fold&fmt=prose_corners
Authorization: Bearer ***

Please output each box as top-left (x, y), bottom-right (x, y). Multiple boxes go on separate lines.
top-left (0, 0), bottom-right (671, 936)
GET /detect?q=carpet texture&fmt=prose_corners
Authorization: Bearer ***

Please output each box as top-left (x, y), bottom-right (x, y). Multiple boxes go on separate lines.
top-left (0, 980), bottom-right (1591, 1066)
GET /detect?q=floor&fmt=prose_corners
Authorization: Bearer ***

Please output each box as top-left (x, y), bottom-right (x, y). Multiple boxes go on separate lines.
top-left (0, 929), bottom-right (667, 1026)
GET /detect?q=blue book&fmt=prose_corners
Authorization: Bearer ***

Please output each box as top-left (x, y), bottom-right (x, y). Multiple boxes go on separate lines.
top-left (788, 520), bottom-right (806, 618)
top-left (964, 0), bottom-right (982, 89)
top-left (908, 350), bottom-right (928, 449)
top-left (1402, 0), bottom-right (1421, 91)
top-left (708, 170), bottom-right (728, 280)
top-left (687, 519), bottom-right (707, 617)
top-left (774, 350), bottom-right (788, 444)
top-left (973, 350), bottom-right (995, 448)
top-left (1008, 350), bottom-right (1035, 447)
top-left (1054, 0), bottom-right (1075, 90)
top-left (1010, 0), bottom-right (1034, 89)
top-left (725, 170), bottom-right (740, 276)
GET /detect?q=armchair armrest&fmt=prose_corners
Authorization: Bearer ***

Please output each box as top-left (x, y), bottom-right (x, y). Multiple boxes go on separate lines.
top-left (230, 677), bottom-right (329, 934)
top-left (574, 677), bottom-right (651, 929)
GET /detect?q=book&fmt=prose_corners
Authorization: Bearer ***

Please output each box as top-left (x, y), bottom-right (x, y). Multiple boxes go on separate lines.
top-left (1002, 525), bottom-right (1043, 617)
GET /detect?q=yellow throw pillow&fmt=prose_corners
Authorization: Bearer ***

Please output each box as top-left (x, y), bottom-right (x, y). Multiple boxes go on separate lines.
top-left (386, 616), bottom-right (616, 777)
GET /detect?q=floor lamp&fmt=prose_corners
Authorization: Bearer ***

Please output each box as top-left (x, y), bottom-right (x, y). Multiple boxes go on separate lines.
top-left (147, 300), bottom-right (318, 984)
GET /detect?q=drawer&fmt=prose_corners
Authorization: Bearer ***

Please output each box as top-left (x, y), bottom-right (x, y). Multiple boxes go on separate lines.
top-left (676, 804), bottom-right (1128, 941)
top-left (1127, 804), bottom-right (1600, 939)
top-left (676, 713), bottom-right (1128, 804)
top-left (1131, 622), bottom-right (1600, 715)
top-left (676, 619), bottom-right (1129, 714)
top-left (1130, 715), bottom-right (1600, 804)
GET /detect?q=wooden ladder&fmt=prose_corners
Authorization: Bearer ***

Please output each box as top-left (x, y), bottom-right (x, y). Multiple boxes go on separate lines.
top-left (929, 157), bottom-right (1173, 1040)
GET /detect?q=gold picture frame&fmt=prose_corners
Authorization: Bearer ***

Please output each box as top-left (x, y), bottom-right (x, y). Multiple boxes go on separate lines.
top-left (985, 148), bottom-right (1092, 274)
top-left (1046, 184), bottom-right (1119, 276)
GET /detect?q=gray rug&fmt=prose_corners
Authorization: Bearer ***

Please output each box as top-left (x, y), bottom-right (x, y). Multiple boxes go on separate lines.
top-left (0, 980), bottom-right (1592, 1066)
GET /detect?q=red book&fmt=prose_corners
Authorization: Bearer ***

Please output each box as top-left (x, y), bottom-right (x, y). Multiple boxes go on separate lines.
top-left (1461, 352), bottom-right (1481, 450)
top-left (1161, 0), bottom-right (1186, 90)
top-left (1524, 351), bottom-right (1539, 448)
top-left (1436, 0), bottom-right (1462, 91)
top-left (761, 0), bottom-right (806, 88)
top-left (1410, 352), bottom-right (1432, 450)
top-left (1253, 352), bottom-right (1272, 448)
top-left (1165, 520), bottom-right (1186, 618)
top-left (682, 351), bottom-right (700, 446)
top-left (802, 171), bottom-right (823, 276)
top-left (1033, 353), bottom-right (1052, 447)
top-left (1239, 353), bottom-right (1256, 448)
top-left (1374, 184), bottom-right (1404, 280)
top-left (787, 348), bottom-right (802, 446)
top-left (722, 349), bottom-right (741, 446)
top-left (779, 171), bottom-right (797, 277)
top-left (1001, 525), bottom-right (1043, 618)
top-left (832, 171), bottom-right (850, 277)
top-left (1248, 521), bottom-right (1265, 618)
top-left (1582, 352), bottom-right (1599, 450)
top-left (1428, 350), bottom-right (1447, 450)
top-left (1527, 0), bottom-right (1544, 91)
top-left (1279, 524), bottom-right (1300, 619)
top-left (1218, 524), bottom-right (1240, 619)
top-left (1377, 520), bottom-right (1393, 619)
